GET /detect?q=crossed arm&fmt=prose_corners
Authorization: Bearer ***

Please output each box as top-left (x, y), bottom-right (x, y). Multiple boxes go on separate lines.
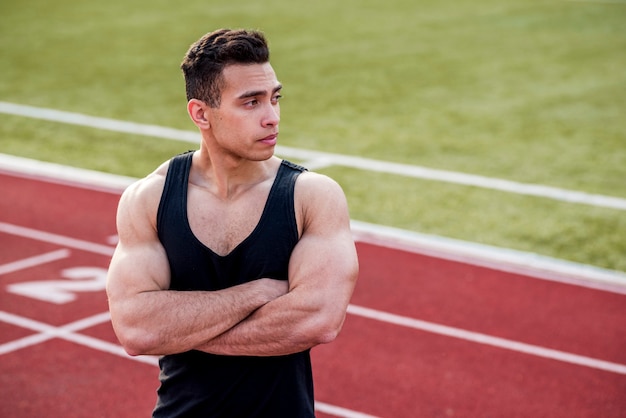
top-left (196, 173), bottom-right (359, 356)
top-left (106, 171), bottom-right (358, 357)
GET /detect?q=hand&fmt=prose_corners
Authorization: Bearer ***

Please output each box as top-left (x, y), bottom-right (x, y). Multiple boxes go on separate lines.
top-left (256, 278), bottom-right (289, 303)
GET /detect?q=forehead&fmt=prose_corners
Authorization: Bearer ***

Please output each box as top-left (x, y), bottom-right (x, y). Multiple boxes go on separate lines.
top-left (220, 63), bottom-right (280, 96)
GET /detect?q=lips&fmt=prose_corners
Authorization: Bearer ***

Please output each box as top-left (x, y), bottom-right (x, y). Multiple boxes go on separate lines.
top-left (259, 133), bottom-right (278, 145)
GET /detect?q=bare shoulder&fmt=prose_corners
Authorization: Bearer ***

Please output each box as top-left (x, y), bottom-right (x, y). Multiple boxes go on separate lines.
top-left (116, 160), bottom-right (170, 240)
top-left (120, 161), bottom-right (169, 207)
top-left (295, 170), bottom-right (346, 199)
top-left (294, 171), bottom-right (350, 231)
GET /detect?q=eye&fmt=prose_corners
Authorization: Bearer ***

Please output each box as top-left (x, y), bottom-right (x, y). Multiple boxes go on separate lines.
top-left (245, 99), bottom-right (259, 107)
top-left (271, 95), bottom-right (282, 104)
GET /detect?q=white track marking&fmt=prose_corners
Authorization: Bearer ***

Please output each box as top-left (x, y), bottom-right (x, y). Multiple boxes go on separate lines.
top-left (0, 101), bottom-right (198, 142)
top-left (0, 249), bottom-right (70, 275)
top-left (2, 214), bottom-right (624, 293)
top-left (0, 152), bottom-right (136, 193)
top-left (0, 311), bottom-right (372, 417)
top-left (4, 152), bottom-right (622, 291)
top-left (0, 161), bottom-right (625, 381)
top-left (0, 310), bottom-right (157, 365)
top-left (301, 157), bottom-right (335, 171)
top-left (0, 222), bottom-right (115, 256)
top-left (7, 266), bottom-right (108, 304)
top-left (1, 154), bottom-right (625, 290)
top-left (1, 102), bottom-right (624, 210)
top-left (351, 220), bottom-right (626, 294)
top-left (347, 305), bottom-right (626, 376)
top-left (314, 402), bottom-right (381, 418)
top-left (0, 311), bottom-right (108, 354)
top-left (1, 231), bottom-right (623, 376)
top-left (277, 146), bottom-right (626, 210)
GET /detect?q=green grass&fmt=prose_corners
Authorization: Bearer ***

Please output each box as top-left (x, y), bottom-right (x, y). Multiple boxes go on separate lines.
top-left (1, 0), bottom-right (625, 271)
top-left (0, 114), bottom-right (187, 177)
top-left (319, 166), bottom-right (626, 272)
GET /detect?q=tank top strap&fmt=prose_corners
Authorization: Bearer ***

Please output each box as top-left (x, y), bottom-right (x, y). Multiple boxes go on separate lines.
top-left (280, 159), bottom-right (308, 173)
top-left (157, 151), bottom-right (193, 235)
top-left (272, 160), bottom-right (307, 198)
top-left (264, 159), bottom-right (306, 215)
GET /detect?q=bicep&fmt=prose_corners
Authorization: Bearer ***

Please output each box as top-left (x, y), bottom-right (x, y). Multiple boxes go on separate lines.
top-left (106, 241), bottom-right (170, 300)
top-left (106, 183), bottom-right (170, 303)
top-left (288, 174), bottom-right (358, 307)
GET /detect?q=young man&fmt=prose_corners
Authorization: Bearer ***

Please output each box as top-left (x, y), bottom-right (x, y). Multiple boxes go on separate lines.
top-left (105, 29), bottom-right (359, 417)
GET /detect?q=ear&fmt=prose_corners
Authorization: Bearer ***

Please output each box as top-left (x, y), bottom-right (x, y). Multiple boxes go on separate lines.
top-left (187, 99), bottom-right (211, 129)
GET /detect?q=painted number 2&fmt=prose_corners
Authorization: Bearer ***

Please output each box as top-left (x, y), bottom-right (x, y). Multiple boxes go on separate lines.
top-left (7, 267), bottom-right (107, 304)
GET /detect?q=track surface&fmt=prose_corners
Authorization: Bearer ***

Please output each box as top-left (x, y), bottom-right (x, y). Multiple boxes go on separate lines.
top-left (1, 170), bottom-right (625, 418)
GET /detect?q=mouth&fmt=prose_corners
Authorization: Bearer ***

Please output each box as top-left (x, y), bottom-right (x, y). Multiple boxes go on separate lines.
top-left (259, 133), bottom-right (278, 146)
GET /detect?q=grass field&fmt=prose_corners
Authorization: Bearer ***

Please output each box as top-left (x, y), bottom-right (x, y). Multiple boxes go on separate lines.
top-left (1, 0), bottom-right (625, 271)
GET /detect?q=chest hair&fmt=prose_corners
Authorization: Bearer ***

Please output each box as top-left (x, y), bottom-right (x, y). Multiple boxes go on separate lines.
top-left (186, 181), bottom-right (272, 256)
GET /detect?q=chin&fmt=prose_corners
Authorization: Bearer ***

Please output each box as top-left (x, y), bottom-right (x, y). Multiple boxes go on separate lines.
top-left (250, 150), bottom-right (275, 162)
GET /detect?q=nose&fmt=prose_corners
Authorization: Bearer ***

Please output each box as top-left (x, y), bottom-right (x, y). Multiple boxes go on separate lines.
top-left (262, 103), bottom-right (280, 127)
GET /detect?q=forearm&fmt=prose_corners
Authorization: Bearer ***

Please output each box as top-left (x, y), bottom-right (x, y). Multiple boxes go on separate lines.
top-left (110, 279), bottom-right (286, 356)
top-left (195, 290), bottom-right (345, 356)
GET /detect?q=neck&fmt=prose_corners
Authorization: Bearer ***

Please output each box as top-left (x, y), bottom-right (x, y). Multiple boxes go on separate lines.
top-left (190, 146), bottom-right (278, 200)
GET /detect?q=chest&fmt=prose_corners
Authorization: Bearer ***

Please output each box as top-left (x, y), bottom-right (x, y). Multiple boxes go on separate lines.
top-left (186, 183), bottom-right (272, 257)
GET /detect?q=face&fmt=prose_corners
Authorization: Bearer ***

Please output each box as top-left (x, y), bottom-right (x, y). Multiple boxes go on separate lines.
top-left (205, 62), bottom-right (282, 161)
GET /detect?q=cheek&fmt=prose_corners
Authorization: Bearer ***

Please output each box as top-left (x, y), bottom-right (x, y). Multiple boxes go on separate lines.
top-left (213, 115), bottom-right (249, 141)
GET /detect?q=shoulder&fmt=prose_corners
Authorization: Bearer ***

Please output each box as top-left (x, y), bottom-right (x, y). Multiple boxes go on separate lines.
top-left (294, 171), bottom-right (350, 230)
top-left (295, 171), bottom-right (346, 200)
top-left (116, 160), bottom-right (171, 228)
top-left (121, 161), bottom-right (169, 204)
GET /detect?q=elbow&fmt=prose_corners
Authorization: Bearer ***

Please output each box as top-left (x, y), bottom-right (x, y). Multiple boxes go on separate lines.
top-left (307, 313), bottom-right (346, 346)
top-left (122, 341), bottom-right (148, 357)
top-left (113, 325), bottom-right (160, 357)
top-left (109, 306), bottom-right (163, 356)
top-left (316, 327), bottom-right (340, 345)
top-left (122, 334), bottom-right (159, 357)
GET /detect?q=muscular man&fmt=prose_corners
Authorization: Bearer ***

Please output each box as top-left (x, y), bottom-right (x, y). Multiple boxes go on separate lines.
top-left (105, 28), bottom-right (359, 417)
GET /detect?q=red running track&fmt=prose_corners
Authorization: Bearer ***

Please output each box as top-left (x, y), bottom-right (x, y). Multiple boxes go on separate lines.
top-left (0, 168), bottom-right (625, 418)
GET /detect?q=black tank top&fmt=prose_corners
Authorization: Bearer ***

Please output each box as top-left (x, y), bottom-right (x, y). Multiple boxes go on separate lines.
top-left (153, 151), bottom-right (314, 417)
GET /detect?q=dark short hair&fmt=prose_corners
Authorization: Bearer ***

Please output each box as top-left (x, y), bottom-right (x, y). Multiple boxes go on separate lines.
top-left (181, 29), bottom-right (270, 108)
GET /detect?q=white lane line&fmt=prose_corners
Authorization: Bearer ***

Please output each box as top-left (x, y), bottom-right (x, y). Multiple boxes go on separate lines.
top-left (0, 249), bottom-right (70, 275)
top-left (10, 293), bottom-right (622, 379)
top-left (2, 221), bottom-right (625, 374)
top-left (301, 157), bottom-right (335, 171)
top-left (351, 220), bottom-right (626, 294)
top-left (0, 153), bottom-right (136, 193)
top-left (0, 329), bottom-right (58, 355)
top-left (277, 145), bottom-right (626, 211)
top-left (2, 216), bottom-right (624, 294)
top-left (315, 401), bottom-right (380, 418)
top-left (0, 310), bottom-right (109, 354)
top-left (1, 179), bottom-right (625, 375)
top-left (0, 310), bottom-right (157, 366)
top-left (2, 155), bottom-right (625, 291)
top-left (347, 304), bottom-right (626, 376)
top-left (1, 102), bottom-right (624, 210)
top-left (0, 101), bottom-right (199, 143)
top-left (0, 311), bottom-right (374, 417)
top-left (0, 222), bottom-right (115, 256)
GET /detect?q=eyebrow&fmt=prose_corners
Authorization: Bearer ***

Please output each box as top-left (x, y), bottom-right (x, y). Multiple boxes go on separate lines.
top-left (237, 84), bottom-right (283, 100)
